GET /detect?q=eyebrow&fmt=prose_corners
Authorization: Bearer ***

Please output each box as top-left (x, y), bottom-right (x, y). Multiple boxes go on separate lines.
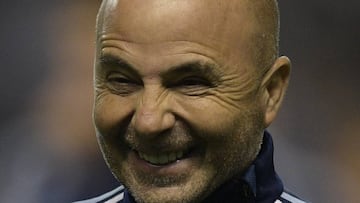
top-left (162, 61), bottom-right (222, 80)
top-left (99, 54), bottom-right (141, 77)
top-left (99, 54), bottom-right (132, 69)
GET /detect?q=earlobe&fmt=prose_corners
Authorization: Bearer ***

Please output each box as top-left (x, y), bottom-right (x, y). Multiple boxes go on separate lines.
top-left (262, 56), bottom-right (291, 127)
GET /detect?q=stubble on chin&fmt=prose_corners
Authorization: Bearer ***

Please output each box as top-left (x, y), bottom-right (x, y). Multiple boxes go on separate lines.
top-left (123, 166), bottom-right (218, 203)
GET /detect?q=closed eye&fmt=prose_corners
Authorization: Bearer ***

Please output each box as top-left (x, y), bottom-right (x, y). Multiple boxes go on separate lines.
top-left (106, 72), bottom-right (142, 95)
top-left (176, 76), bottom-right (213, 87)
top-left (108, 75), bottom-right (136, 84)
top-left (167, 76), bottom-right (215, 96)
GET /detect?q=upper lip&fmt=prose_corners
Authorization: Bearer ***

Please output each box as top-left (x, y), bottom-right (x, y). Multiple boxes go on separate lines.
top-left (131, 144), bottom-right (193, 156)
top-left (127, 139), bottom-right (196, 154)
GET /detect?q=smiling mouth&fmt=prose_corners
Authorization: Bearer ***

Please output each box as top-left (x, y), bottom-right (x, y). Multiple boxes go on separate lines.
top-left (136, 149), bottom-right (191, 165)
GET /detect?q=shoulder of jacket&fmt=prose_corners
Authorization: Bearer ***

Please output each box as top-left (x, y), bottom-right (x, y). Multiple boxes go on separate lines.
top-left (72, 185), bottom-right (125, 203)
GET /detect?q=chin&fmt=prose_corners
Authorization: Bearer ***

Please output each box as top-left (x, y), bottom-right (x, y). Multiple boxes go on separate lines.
top-left (118, 166), bottom-right (220, 203)
top-left (131, 186), bottom-right (197, 203)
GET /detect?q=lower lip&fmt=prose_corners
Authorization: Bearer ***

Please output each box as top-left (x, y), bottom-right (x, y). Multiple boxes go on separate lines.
top-left (128, 150), bottom-right (201, 176)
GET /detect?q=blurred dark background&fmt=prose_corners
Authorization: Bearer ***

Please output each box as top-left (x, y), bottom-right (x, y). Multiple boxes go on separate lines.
top-left (272, 1), bottom-right (360, 202)
top-left (0, 1), bottom-right (359, 202)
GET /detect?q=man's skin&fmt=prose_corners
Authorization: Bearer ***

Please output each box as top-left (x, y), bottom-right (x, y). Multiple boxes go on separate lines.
top-left (93, 0), bottom-right (291, 202)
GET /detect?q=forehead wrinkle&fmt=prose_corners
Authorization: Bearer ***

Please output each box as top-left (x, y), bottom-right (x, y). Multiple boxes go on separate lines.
top-left (100, 33), bottom-right (217, 52)
top-left (99, 33), bottom-right (222, 65)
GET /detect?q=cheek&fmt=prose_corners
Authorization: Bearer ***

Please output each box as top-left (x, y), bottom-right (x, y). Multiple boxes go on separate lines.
top-left (175, 96), bottom-right (242, 134)
top-left (94, 93), bottom-right (135, 134)
top-left (94, 94), bottom-right (134, 177)
top-left (176, 94), bottom-right (264, 153)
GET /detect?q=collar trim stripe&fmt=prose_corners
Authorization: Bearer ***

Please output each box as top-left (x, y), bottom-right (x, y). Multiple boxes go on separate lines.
top-left (104, 192), bottom-right (124, 203)
top-left (280, 192), bottom-right (307, 203)
top-left (72, 186), bottom-right (124, 203)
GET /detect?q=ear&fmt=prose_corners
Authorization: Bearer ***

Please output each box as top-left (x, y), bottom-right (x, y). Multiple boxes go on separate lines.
top-left (261, 56), bottom-right (291, 127)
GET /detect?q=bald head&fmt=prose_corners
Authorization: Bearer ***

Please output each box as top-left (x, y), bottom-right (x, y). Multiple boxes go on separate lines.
top-left (97, 0), bottom-right (279, 75)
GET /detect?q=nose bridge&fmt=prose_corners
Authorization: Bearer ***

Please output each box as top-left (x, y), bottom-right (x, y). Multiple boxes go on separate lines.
top-left (133, 84), bottom-right (174, 136)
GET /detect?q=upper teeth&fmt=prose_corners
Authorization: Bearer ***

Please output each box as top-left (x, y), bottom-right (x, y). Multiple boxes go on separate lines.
top-left (138, 151), bottom-right (184, 165)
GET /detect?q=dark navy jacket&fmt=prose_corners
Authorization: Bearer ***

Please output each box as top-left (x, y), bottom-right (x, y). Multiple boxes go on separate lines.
top-left (74, 132), bottom-right (307, 203)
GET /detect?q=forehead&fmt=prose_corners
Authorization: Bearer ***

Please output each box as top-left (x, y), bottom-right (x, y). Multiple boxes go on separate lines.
top-left (98, 0), bottom-right (257, 56)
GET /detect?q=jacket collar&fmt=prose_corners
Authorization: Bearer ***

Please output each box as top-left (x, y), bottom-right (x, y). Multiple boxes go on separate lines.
top-left (242, 131), bottom-right (284, 202)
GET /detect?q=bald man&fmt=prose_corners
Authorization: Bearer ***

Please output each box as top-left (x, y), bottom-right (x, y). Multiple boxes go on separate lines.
top-left (75, 0), bottom-right (306, 202)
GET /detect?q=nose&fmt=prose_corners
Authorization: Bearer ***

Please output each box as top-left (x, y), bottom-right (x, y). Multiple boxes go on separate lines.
top-left (132, 86), bottom-right (175, 138)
